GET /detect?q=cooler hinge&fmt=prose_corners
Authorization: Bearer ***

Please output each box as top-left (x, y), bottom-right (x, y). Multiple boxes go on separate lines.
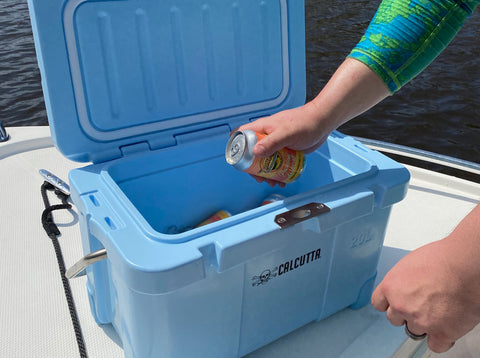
top-left (174, 125), bottom-right (231, 145)
top-left (119, 141), bottom-right (151, 157)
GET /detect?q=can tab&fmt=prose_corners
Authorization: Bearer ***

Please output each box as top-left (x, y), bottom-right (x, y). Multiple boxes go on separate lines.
top-left (275, 202), bottom-right (330, 229)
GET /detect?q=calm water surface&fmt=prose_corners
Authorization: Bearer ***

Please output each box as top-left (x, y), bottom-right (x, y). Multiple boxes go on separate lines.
top-left (304, 1), bottom-right (480, 170)
top-left (1, 0), bottom-right (479, 173)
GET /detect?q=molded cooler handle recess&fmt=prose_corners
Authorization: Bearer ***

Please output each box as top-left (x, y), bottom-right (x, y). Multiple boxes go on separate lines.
top-left (66, 248), bottom-right (108, 279)
top-left (275, 202), bottom-right (330, 229)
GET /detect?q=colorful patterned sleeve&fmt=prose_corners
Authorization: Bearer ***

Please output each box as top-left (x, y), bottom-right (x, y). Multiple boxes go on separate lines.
top-left (348, 0), bottom-right (479, 93)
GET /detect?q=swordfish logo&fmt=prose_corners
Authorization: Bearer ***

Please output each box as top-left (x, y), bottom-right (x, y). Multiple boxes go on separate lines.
top-left (251, 248), bottom-right (322, 286)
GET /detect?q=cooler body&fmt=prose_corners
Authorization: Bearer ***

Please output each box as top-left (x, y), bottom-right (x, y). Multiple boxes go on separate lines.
top-left (69, 131), bottom-right (409, 357)
top-left (27, 0), bottom-right (410, 356)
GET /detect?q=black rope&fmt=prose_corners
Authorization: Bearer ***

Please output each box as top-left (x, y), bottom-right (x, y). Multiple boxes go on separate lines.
top-left (41, 182), bottom-right (88, 358)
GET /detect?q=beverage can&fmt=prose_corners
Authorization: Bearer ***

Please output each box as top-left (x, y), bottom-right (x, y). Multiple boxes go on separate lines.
top-left (225, 130), bottom-right (305, 183)
top-left (261, 193), bottom-right (286, 206)
top-left (196, 210), bottom-right (232, 228)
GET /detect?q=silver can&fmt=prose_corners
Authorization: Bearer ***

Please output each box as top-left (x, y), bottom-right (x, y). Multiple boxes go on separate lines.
top-left (226, 129), bottom-right (305, 183)
top-left (225, 130), bottom-right (258, 171)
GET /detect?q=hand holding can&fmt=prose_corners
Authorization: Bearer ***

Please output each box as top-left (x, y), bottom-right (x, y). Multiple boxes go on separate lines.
top-left (225, 130), bottom-right (305, 184)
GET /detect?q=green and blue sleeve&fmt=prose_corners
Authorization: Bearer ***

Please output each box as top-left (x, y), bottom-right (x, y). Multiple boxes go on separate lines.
top-left (348, 0), bottom-right (479, 93)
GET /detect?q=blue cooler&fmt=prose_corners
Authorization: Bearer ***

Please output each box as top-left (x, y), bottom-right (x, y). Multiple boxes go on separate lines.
top-left (28, 0), bottom-right (410, 357)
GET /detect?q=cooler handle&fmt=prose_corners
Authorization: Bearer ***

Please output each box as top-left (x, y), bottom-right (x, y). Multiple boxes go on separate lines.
top-left (275, 202), bottom-right (330, 229)
top-left (66, 248), bottom-right (108, 279)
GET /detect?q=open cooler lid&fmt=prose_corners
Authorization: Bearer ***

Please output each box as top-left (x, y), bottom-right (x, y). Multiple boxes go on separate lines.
top-left (29, 0), bottom-right (306, 163)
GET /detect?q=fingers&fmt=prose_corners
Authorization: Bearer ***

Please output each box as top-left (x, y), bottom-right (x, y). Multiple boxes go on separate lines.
top-left (372, 286), bottom-right (405, 327)
top-left (373, 286), bottom-right (415, 328)
top-left (237, 116), bottom-right (300, 158)
top-left (237, 119), bottom-right (270, 135)
top-left (250, 175), bottom-right (286, 188)
top-left (372, 287), bottom-right (456, 354)
top-left (371, 286), bottom-right (389, 312)
top-left (386, 308), bottom-right (406, 326)
top-left (253, 131), bottom-right (291, 158)
top-left (236, 124), bottom-right (281, 157)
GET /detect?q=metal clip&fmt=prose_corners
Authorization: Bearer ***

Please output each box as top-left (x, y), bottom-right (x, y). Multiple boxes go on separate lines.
top-left (66, 248), bottom-right (108, 279)
top-left (275, 202), bottom-right (330, 229)
top-left (39, 169), bottom-right (70, 196)
top-left (0, 121), bottom-right (9, 142)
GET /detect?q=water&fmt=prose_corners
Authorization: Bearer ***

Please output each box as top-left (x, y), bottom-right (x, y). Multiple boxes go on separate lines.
top-left (0, 0), bottom-right (45, 126)
top-left (304, 0), bottom-right (480, 171)
top-left (1, 0), bottom-right (479, 174)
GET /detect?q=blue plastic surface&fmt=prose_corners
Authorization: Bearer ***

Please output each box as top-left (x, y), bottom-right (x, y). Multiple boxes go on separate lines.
top-left (28, 0), bottom-right (305, 163)
top-left (66, 131), bottom-right (409, 357)
top-left (28, 1), bottom-right (411, 357)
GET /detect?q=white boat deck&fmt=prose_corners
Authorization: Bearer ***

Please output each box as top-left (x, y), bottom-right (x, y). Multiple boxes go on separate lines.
top-left (1, 126), bottom-right (479, 358)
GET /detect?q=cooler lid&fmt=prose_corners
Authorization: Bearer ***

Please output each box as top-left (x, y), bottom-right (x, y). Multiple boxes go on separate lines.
top-left (29, 0), bottom-right (306, 163)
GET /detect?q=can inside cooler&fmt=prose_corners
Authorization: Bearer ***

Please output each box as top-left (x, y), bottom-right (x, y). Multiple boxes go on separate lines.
top-left (107, 131), bottom-right (374, 238)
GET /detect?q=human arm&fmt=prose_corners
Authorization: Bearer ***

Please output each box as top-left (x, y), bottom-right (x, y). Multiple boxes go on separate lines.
top-left (238, 0), bottom-right (480, 352)
top-left (349, 0), bottom-right (479, 93)
top-left (371, 202), bottom-right (480, 353)
top-left (240, 0), bottom-right (479, 160)
top-left (238, 58), bottom-right (390, 187)
top-left (239, 58), bottom-right (390, 158)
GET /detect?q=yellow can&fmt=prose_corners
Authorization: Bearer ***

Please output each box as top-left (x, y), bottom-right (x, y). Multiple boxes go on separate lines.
top-left (226, 130), bottom-right (305, 183)
top-left (196, 210), bottom-right (232, 228)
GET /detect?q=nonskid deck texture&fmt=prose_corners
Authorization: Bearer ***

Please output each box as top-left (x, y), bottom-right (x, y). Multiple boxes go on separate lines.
top-left (1, 127), bottom-right (479, 358)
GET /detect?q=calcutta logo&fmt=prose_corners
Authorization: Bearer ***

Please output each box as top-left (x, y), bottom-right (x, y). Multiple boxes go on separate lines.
top-left (251, 267), bottom-right (278, 286)
top-left (251, 248), bottom-right (322, 286)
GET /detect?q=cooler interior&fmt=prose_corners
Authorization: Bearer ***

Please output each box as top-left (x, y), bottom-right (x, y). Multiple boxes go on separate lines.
top-left (107, 131), bottom-right (374, 238)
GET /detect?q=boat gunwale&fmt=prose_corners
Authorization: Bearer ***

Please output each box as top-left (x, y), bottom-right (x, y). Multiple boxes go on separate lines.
top-left (354, 136), bottom-right (480, 176)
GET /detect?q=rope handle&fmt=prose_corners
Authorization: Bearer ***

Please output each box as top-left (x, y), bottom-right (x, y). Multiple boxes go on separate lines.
top-left (41, 180), bottom-right (88, 358)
